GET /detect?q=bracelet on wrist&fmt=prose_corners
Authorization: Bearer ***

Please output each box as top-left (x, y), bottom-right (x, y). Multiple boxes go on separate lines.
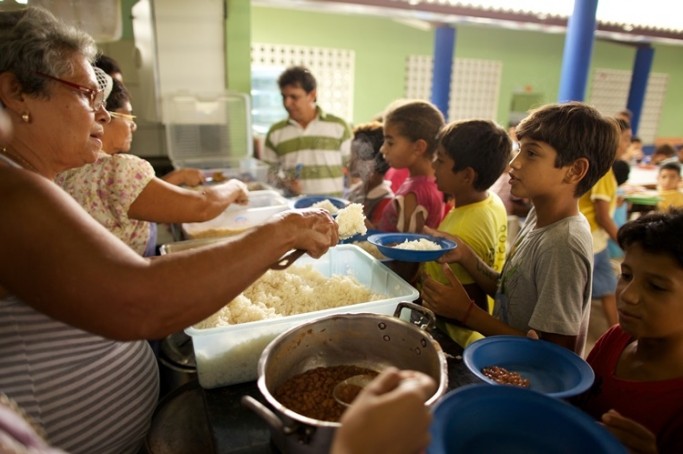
top-left (461, 299), bottom-right (475, 325)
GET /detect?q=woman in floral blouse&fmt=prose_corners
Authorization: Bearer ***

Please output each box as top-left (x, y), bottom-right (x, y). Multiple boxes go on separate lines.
top-left (56, 74), bottom-right (249, 255)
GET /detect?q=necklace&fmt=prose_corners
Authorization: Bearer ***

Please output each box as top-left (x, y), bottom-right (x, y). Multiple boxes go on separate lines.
top-left (0, 146), bottom-right (39, 172)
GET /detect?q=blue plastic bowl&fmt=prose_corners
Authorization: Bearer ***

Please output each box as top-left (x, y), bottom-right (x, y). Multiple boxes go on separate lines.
top-left (367, 233), bottom-right (456, 262)
top-left (463, 335), bottom-right (595, 399)
top-left (293, 195), bottom-right (349, 211)
top-left (428, 385), bottom-right (626, 454)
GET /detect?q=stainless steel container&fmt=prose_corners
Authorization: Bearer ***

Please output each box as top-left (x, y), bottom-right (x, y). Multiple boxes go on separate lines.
top-left (242, 302), bottom-right (448, 454)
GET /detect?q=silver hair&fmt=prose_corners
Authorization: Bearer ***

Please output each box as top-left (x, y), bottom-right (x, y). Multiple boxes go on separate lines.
top-left (0, 6), bottom-right (97, 98)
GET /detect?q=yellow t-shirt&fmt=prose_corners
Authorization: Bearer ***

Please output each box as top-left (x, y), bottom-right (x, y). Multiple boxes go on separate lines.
top-left (578, 168), bottom-right (617, 253)
top-left (657, 189), bottom-right (683, 211)
top-left (422, 192), bottom-right (507, 347)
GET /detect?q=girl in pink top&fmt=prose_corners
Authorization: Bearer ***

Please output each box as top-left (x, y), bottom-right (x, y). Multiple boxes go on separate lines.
top-left (377, 100), bottom-right (445, 232)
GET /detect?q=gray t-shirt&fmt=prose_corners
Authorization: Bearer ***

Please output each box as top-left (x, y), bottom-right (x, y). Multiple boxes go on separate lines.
top-left (493, 207), bottom-right (593, 355)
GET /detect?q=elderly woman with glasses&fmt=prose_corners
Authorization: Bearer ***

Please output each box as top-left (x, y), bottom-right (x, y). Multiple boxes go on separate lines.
top-left (0, 7), bottom-right (337, 453)
top-left (56, 75), bottom-right (250, 256)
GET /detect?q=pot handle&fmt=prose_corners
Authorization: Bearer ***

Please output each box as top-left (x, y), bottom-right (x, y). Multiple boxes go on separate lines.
top-left (241, 395), bottom-right (296, 435)
top-left (393, 301), bottom-right (436, 331)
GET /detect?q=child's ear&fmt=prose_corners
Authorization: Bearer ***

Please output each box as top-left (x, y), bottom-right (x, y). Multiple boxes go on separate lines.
top-left (564, 158), bottom-right (589, 183)
top-left (412, 138), bottom-right (428, 156)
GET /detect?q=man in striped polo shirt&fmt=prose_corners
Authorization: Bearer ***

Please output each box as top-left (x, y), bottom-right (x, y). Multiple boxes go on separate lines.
top-left (262, 66), bottom-right (352, 196)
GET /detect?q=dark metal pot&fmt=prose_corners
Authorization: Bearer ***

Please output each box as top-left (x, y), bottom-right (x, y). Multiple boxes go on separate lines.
top-left (158, 332), bottom-right (197, 398)
top-left (242, 302), bottom-right (448, 454)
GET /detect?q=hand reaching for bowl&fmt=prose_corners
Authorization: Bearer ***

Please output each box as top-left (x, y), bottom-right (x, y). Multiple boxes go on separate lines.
top-left (601, 410), bottom-right (657, 454)
top-left (331, 367), bottom-right (436, 454)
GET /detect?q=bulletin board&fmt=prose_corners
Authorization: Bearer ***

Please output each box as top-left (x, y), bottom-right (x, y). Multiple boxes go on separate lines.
top-left (251, 43), bottom-right (355, 123)
top-left (405, 55), bottom-right (502, 122)
top-left (589, 68), bottom-right (668, 144)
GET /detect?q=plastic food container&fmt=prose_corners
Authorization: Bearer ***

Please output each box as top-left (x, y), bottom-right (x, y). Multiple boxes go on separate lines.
top-left (181, 190), bottom-right (289, 239)
top-left (184, 245), bottom-right (419, 388)
top-left (163, 91), bottom-right (269, 183)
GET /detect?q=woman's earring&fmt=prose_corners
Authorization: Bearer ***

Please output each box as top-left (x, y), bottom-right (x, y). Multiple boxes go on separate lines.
top-left (21, 112), bottom-right (30, 123)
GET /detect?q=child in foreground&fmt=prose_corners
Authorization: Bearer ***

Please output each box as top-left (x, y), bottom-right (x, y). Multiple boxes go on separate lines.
top-left (422, 102), bottom-right (619, 355)
top-left (422, 120), bottom-right (511, 347)
top-left (573, 209), bottom-right (683, 453)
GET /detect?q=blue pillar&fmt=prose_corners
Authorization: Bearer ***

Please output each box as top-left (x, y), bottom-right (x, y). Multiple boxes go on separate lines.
top-left (431, 25), bottom-right (455, 119)
top-left (627, 46), bottom-right (654, 135)
top-left (557, 0), bottom-right (598, 102)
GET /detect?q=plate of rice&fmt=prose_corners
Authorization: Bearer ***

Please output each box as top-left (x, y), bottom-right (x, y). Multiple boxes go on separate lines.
top-left (367, 233), bottom-right (456, 262)
top-left (293, 195), bottom-right (349, 214)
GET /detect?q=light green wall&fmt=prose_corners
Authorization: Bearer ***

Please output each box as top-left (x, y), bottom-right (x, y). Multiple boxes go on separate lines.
top-left (226, 0), bottom-right (251, 92)
top-left (251, 6), bottom-right (683, 140)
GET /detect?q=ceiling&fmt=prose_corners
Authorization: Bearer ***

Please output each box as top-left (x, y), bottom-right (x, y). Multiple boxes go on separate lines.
top-left (253, 0), bottom-right (683, 45)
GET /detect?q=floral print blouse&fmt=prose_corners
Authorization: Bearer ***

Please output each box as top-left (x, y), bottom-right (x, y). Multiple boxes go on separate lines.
top-left (56, 152), bottom-right (156, 256)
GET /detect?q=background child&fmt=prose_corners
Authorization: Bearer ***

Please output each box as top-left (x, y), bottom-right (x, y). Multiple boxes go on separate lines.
top-left (346, 121), bottom-right (394, 227)
top-left (377, 100), bottom-right (445, 233)
top-left (422, 102), bottom-right (619, 355)
top-left (573, 209), bottom-right (683, 453)
top-left (423, 120), bottom-right (511, 347)
top-left (656, 162), bottom-right (683, 211)
top-left (578, 117), bottom-right (630, 328)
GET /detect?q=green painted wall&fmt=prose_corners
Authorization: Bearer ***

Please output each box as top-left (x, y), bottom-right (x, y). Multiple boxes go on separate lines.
top-left (251, 6), bottom-right (683, 140)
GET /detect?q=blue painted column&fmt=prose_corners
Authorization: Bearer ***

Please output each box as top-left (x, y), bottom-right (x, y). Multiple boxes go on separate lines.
top-left (431, 25), bottom-right (455, 119)
top-left (627, 45), bottom-right (654, 135)
top-left (557, 0), bottom-right (598, 102)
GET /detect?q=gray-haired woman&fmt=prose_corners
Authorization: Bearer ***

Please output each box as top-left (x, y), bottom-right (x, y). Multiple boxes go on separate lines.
top-left (0, 7), bottom-right (337, 453)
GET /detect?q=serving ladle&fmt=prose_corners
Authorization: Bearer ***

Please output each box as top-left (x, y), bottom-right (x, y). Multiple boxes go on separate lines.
top-left (332, 374), bottom-right (375, 407)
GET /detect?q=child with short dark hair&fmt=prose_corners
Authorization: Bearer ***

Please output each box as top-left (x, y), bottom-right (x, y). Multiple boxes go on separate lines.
top-left (656, 162), bottom-right (683, 211)
top-left (377, 100), bottom-right (445, 233)
top-left (574, 209), bottom-right (683, 453)
top-left (422, 120), bottom-right (511, 347)
top-left (422, 102), bottom-right (619, 355)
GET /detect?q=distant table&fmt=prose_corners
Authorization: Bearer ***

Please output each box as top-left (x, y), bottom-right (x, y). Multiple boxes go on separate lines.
top-left (626, 165), bottom-right (658, 188)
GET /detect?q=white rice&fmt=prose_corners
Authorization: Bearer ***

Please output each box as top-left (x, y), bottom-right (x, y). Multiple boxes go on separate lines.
top-left (311, 199), bottom-right (339, 214)
top-left (393, 238), bottom-right (441, 251)
top-left (336, 203), bottom-right (367, 238)
top-left (194, 264), bottom-right (385, 328)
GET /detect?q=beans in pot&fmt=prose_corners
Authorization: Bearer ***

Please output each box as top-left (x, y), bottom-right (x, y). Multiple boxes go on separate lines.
top-left (274, 365), bottom-right (378, 422)
top-left (482, 365), bottom-right (530, 388)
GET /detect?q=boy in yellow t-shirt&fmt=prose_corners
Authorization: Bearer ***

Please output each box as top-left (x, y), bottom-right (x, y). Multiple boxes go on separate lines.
top-left (657, 162), bottom-right (683, 211)
top-left (421, 120), bottom-right (511, 347)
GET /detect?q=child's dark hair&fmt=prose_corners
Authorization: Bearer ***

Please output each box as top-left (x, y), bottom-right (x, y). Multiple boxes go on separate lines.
top-left (383, 100), bottom-right (445, 157)
top-left (352, 121), bottom-right (389, 175)
top-left (660, 162), bottom-right (682, 175)
top-left (105, 78), bottom-right (130, 111)
top-left (437, 119), bottom-right (512, 191)
top-left (516, 101), bottom-right (619, 197)
top-left (95, 54), bottom-right (122, 77)
top-left (616, 117), bottom-right (631, 132)
top-left (277, 66), bottom-right (317, 93)
top-left (613, 160), bottom-right (630, 186)
top-left (618, 208), bottom-right (683, 268)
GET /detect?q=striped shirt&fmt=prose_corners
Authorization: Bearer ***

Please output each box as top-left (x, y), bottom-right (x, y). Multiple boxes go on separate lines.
top-left (0, 294), bottom-right (159, 454)
top-left (262, 107), bottom-right (352, 196)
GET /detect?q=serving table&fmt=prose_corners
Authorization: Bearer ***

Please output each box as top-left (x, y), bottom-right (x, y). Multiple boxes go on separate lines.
top-left (145, 324), bottom-right (482, 454)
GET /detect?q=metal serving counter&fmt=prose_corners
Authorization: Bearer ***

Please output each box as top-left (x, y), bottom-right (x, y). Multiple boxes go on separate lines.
top-left (145, 325), bottom-right (481, 454)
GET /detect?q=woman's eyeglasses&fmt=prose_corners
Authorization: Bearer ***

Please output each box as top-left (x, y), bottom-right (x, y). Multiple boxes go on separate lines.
top-left (35, 72), bottom-right (105, 112)
top-left (108, 111), bottom-right (137, 122)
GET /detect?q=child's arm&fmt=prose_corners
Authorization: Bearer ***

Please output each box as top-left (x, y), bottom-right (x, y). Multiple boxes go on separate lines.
top-left (396, 192), bottom-right (426, 233)
top-left (601, 410), bottom-right (658, 454)
top-left (421, 264), bottom-right (523, 338)
top-left (424, 226), bottom-right (499, 295)
top-left (594, 199), bottom-right (619, 242)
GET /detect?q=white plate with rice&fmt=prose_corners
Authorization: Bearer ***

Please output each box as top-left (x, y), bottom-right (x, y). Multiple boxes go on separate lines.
top-left (367, 233), bottom-right (456, 262)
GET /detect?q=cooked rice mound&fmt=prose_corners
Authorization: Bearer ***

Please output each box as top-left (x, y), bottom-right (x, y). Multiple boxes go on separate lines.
top-left (195, 264), bottom-right (385, 328)
top-left (311, 199), bottom-right (339, 214)
top-left (394, 238), bottom-right (441, 250)
top-left (336, 203), bottom-right (367, 238)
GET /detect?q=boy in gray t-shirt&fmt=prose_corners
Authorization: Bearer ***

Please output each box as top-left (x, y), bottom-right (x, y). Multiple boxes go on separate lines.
top-left (422, 102), bottom-right (620, 355)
